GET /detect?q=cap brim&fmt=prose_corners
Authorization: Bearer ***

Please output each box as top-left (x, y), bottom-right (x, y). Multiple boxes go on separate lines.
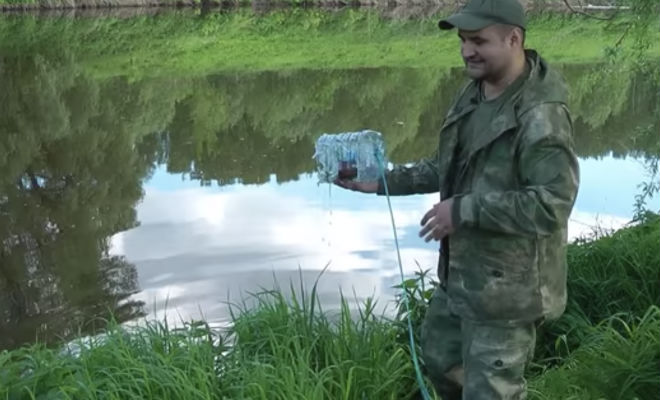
top-left (438, 12), bottom-right (495, 31)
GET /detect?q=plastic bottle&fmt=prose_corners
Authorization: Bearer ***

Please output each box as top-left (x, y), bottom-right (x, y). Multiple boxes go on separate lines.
top-left (313, 130), bottom-right (386, 184)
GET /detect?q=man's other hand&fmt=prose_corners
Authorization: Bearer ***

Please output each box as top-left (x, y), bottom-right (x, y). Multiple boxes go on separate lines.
top-left (419, 199), bottom-right (455, 242)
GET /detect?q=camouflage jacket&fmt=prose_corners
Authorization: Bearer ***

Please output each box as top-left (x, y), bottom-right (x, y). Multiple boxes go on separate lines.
top-left (378, 50), bottom-right (580, 325)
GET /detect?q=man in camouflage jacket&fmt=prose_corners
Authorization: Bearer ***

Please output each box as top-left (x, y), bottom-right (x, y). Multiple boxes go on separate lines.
top-left (335, 0), bottom-right (580, 398)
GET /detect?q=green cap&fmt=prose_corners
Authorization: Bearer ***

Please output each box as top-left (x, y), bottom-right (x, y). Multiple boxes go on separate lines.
top-left (438, 0), bottom-right (526, 31)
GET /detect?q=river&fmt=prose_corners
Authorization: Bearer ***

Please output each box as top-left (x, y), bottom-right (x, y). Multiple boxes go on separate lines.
top-left (0, 8), bottom-right (658, 351)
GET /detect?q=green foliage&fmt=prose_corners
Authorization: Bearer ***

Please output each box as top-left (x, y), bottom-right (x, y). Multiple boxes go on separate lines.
top-left (534, 213), bottom-right (660, 365)
top-left (0, 320), bottom-right (226, 399)
top-left (0, 0), bottom-right (37, 4)
top-left (567, 213), bottom-right (659, 321)
top-left (634, 159), bottom-right (660, 220)
top-left (529, 306), bottom-right (660, 400)
top-left (223, 279), bottom-right (419, 399)
top-left (392, 267), bottom-right (437, 345)
top-left (0, 277), bottom-right (420, 400)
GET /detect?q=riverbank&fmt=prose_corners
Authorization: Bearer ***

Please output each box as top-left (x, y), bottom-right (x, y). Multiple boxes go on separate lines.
top-left (2, 10), bottom-right (657, 79)
top-left (2, 213), bottom-right (658, 399)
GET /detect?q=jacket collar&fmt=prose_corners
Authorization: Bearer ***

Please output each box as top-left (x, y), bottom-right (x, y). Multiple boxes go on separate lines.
top-left (442, 50), bottom-right (567, 159)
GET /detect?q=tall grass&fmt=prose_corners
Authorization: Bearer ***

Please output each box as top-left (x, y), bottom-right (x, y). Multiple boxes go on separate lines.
top-left (1, 214), bottom-right (658, 399)
top-left (0, 290), bottom-right (422, 400)
top-left (222, 283), bottom-right (420, 399)
top-left (0, 320), bottom-right (226, 399)
top-left (534, 212), bottom-right (660, 364)
top-left (529, 306), bottom-right (660, 400)
top-left (528, 213), bottom-right (660, 399)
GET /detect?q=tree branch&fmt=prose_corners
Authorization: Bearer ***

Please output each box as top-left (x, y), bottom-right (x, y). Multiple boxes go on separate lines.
top-left (562, 0), bottom-right (616, 20)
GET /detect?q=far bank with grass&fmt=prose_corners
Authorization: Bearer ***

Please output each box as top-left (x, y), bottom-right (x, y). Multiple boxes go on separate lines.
top-left (1, 9), bottom-right (658, 80)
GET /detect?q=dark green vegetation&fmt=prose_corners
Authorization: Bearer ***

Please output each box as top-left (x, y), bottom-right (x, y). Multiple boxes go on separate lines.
top-left (1, 215), bottom-right (658, 399)
top-left (529, 212), bottom-right (660, 399)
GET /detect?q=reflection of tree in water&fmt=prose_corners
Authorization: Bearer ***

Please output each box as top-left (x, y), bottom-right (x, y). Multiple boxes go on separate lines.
top-left (560, 62), bottom-right (660, 159)
top-left (0, 54), bottom-right (176, 350)
top-left (158, 62), bottom-right (659, 187)
top-left (163, 67), bottom-right (447, 184)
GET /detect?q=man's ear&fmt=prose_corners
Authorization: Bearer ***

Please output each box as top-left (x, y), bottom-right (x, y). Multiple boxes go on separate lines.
top-left (510, 27), bottom-right (524, 48)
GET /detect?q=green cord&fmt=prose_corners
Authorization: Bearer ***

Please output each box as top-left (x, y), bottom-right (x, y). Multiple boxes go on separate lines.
top-left (378, 157), bottom-right (433, 400)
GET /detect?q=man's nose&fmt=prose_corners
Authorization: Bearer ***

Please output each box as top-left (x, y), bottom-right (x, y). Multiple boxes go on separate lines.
top-left (461, 42), bottom-right (476, 59)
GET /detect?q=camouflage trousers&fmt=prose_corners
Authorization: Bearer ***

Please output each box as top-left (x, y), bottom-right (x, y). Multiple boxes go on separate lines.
top-left (421, 287), bottom-right (537, 400)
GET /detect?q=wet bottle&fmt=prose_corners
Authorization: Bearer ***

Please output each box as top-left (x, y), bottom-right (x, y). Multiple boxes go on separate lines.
top-left (313, 130), bottom-right (386, 184)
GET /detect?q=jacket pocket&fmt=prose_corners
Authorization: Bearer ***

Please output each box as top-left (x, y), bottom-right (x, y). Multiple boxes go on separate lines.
top-left (450, 257), bottom-right (542, 322)
top-left (479, 235), bottom-right (537, 274)
top-left (466, 322), bottom-right (535, 375)
top-left (469, 337), bottom-right (530, 372)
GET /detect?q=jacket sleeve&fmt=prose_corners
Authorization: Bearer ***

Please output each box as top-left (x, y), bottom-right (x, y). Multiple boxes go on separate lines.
top-left (452, 103), bottom-right (580, 237)
top-left (376, 151), bottom-right (440, 196)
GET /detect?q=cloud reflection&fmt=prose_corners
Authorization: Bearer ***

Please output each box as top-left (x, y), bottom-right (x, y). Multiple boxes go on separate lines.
top-left (110, 154), bottom-right (646, 325)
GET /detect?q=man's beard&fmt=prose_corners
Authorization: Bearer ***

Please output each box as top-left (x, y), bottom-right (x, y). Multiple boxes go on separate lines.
top-left (464, 57), bottom-right (487, 79)
top-left (465, 58), bottom-right (506, 82)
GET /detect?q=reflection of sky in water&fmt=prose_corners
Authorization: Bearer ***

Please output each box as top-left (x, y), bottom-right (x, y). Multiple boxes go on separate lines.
top-left (110, 154), bottom-right (648, 324)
